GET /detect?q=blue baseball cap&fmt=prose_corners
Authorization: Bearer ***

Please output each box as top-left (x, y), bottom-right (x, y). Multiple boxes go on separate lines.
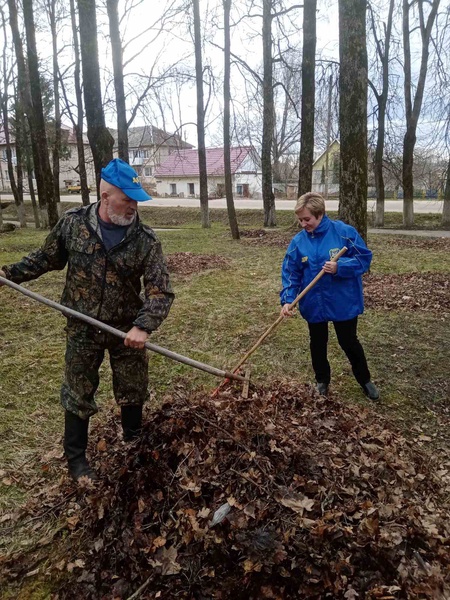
top-left (101, 158), bottom-right (152, 202)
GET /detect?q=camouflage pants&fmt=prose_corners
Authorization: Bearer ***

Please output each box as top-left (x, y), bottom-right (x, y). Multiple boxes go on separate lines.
top-left (61, 320), bottom-right (149, 420)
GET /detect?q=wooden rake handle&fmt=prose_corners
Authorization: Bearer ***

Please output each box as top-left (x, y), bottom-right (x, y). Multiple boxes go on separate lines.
top-left (211, 245), bottom-right (348, 396)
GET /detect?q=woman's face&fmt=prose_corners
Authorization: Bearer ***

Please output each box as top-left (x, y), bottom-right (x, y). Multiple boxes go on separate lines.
top-left (296, 207), bottom-right (323, 233)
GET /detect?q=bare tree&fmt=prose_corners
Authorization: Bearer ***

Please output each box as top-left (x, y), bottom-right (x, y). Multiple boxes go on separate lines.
top-left (77, 0), bottom-right (114, 192)
top-left (8, 0), bottom-right (56, 227)
top-left (261, 0), bottom-right (276, 226)
top-left (23, 0), bottom-right (58, 227)
top-left (223, 0), bottom-right (239, 239)
top-left (298, 0), bottom-right (317, 197)
top-left (402, 0), bottom-right (440, 226)
top-left (107, 0), bottom-right (128, 162)
top-left (46, 0), bottom-right (62, 209)
top-left (443, 158), bottom-right (450, 226)
top-left (68, 0), bottom-right (90, 206)
top-left (0, 5), bottom-right (26, 227)
top-left (368, 0), bottom-right (395, 227)
top-left (193, 0), bottom-right (209, 228)
top-left (338, 0), bottom-right (368, 239)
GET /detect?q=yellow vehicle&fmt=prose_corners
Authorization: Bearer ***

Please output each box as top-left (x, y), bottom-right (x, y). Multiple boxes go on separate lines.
top-left (67, 183), bottom-right (91, 194)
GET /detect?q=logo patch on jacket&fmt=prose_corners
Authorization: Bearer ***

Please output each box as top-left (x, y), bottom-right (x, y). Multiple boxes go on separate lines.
top-left (302, 256), bottom-right (308, 263)
top-left (329, 248), bottom-right (339, 259)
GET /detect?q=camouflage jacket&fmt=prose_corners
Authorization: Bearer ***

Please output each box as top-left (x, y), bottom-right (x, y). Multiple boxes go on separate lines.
top-left (2, 204), bottom-right (174, 333)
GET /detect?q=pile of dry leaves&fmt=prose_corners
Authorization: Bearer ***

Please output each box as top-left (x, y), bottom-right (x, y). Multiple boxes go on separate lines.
top-left (240, 229), bottom-right (292, 248)
top-left (364, 272), bottom-right (449, 313)
top-left (166, 252), bottom-right (230, 276)
top-left (3, 383), bottom-right (449, 599)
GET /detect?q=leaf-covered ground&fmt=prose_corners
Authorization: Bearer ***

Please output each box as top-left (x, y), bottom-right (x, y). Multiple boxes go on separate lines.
top-left (364, 273), bottom-right (450, 313)
top-left (2, 383), bottom-right (449, 599)
top-left (166, 246), bottom-right (450, 314)
top-left (166, 252), bottom-right (231, 276)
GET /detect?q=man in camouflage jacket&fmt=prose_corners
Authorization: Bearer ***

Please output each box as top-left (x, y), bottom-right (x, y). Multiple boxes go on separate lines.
top-left (0, 159), bottom-right (174, 482)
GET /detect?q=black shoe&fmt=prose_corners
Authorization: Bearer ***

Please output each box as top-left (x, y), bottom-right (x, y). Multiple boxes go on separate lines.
top-left (121, 405), bottom-right (143, 442)
top-left (64, 411), bottom-right (98, 482)
top-left (363, 381), bottom-right (380, 401)
top-left (316, 382), bottom-right (329, 396)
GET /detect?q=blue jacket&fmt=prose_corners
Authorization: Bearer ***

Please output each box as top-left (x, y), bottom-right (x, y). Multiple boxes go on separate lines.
top-left (280, 215), bottom-right (372, 323)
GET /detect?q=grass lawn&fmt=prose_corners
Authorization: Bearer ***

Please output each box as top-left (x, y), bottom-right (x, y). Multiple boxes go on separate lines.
top-left (0, 208), bottom-right (449, 596)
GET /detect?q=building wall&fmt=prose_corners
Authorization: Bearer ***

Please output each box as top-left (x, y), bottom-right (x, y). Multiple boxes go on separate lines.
top-left (235, 172), bottom-right (262, 198)
top-left (0, 142), bottom-right (96, 192)
top-left (156, 172), bottom-right (262, 198)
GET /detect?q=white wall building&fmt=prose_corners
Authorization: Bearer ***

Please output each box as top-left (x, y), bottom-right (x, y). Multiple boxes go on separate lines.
top-left (154, 146), bottom-right (262, 199)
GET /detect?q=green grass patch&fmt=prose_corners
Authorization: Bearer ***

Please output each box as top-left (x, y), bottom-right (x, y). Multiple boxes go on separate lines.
top-left (1, 199), bottom-right (447, 229)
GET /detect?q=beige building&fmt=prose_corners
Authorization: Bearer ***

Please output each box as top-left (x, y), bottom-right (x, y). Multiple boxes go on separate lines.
top-left (0, 125), bottom-right (96, 192)
top-left (0, 124), bottom-right (192, 194)
top-left (108, 126), bottom-right (194, 194)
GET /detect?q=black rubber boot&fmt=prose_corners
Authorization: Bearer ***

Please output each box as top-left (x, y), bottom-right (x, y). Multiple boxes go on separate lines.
top-left (64, 411), bottom-right (98, 482)
top-left (121, 405), bottom-right (143, 442)
top-left (316, 382), bottom-right (329, 396)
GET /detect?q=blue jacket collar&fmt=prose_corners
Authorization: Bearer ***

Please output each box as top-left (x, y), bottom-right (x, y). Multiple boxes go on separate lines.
top-left (307, 213), bottom-right (331, 237)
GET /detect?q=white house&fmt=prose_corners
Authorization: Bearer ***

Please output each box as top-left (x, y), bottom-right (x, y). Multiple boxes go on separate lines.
top-left (154, 146), bottom-right (262, 199)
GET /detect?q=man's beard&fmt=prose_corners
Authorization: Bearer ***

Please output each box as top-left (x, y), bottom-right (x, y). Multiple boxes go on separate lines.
top-left (107, 204), bottom-right (136, 226)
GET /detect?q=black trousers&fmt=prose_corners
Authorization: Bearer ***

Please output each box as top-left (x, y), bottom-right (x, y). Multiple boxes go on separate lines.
top-left (307, 317), bottom-right (370, 388)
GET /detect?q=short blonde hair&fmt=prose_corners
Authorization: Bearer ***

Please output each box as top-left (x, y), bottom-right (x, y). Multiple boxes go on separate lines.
top-left (295, 192), bottom-right (326, 218)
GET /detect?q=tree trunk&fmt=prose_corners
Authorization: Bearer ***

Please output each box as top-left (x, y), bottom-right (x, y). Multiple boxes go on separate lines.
top-left (262, 0), bottom-right (276, 227)
top-left (193, 0), bottom-right (210, 228)
top-left (402, 0), bottom-right (440, 226)
top-left (371, 0), bottom-right (394, 228)
top-left (107, 0), bottom-right (128, 162)
top-left (48, 0), bottom-right (61, 212)
top-left (223, 0), bottom-right (239, 239)
top-left (338, 0), bottom-right (368, 240)
top-left (442, 158), bottom-right (450, 227)
top-left (77, 0), bottom-right (114, 194)
top-left (27, 149), bottom-right (40, 228)
top-left (324, 74), bottom-right (332, 199)
top-left (8, 0), bottom-right (48, 227)
top-left (23, 0), bottom-right (58, 228)
top-left (69, 0), bottom-right (90, 206)
top-left (0, 9), bottom-right (26, 227)
top-left (298, 0), bottom-right (317, 197)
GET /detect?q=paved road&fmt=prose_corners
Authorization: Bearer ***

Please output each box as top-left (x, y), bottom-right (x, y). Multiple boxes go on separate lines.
top-left (0, 193), bottom-right (444, 213)
top-left (37, 195), bottom-right (446, 214)
top-left (137, 197), bottom-right (444, 214)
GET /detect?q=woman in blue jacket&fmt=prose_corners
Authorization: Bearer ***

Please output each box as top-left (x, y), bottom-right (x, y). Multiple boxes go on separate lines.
top-left (280, 192), bottom-right (379, 400)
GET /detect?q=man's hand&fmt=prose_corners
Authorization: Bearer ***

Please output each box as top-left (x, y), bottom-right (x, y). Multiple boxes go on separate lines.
top-left (124, 326), bottom-right (148, 349)
top-left (323, 261), bottom-right (338, 275)
top-left (280, 303), bottom-right (296, 318)
top-left (0, 269), bottom-right (6, 286)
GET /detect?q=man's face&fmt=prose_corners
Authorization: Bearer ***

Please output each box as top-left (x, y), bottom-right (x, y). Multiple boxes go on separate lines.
top-left (104, 187), bottom-right (137, 226)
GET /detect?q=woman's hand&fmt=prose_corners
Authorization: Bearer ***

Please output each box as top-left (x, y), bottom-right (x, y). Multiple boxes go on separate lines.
top-left (280, 303), bottom-right (296, 317)
top-left (323, 261), bottom-right (337, 274)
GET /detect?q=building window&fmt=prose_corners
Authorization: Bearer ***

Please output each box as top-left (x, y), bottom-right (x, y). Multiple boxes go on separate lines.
top-left (236, 184), bottom-right (243, 195)
top-left (132, 149), bottom-right (149, 159)
top-left (188, 183), bottom-right (195, 195)
top-left (2, 148), bottom-right (16, 160)
top-left (144, 166), bottom-right (153, 177)
top-left (170, 183), bottom-right (177, 195)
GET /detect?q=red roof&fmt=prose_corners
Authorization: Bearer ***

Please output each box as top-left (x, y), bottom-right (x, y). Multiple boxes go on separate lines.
top-left (154, 146), bottom-right (254, 177)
